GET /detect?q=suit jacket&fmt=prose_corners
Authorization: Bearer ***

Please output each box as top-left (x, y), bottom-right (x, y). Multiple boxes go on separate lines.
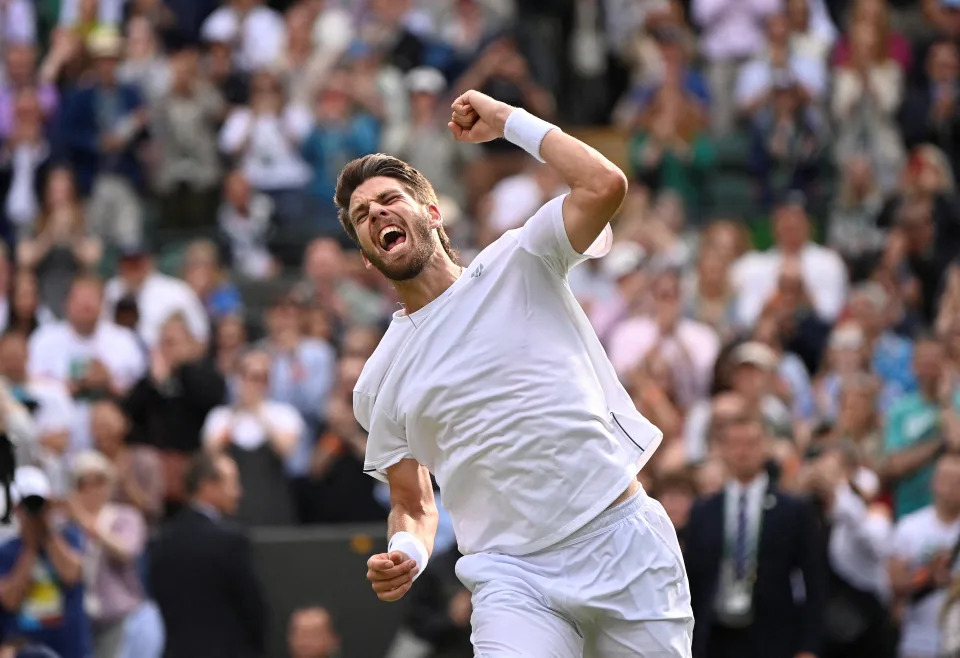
top-left (150, 507), bottom-right (267, 658)
top-left (57, 82), bottom-right (145, 194)
top-left (685, 485), bottom-right (826, 658)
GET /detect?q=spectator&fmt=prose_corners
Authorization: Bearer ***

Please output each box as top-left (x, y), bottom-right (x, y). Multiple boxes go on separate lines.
top-left (654, 469), bottom-right (699, 547)
top-left (150, 452), bottom-right (267, 658)
top-left (6, 271), bottom-right (54, 337)
top-left (726, 341), bottom-right (794, 439)
top-left (288, 606), bottom-right (340, 658)
top-left (296, 356), bottom-right (385, 525)
top-left (58, 0), bottom-right (125, 30)
top-left (202, 349), bottom-right (301, 526)
top-left (478, 163), bottom-right (565, 246)
top-left (59, 28), bottom-right (148, 248)
top-left (846, 282), bottom-right (916, 405)
top-left (748, 73), bottom-right (830, 209)
top-left (90, 399), bottom-right (164, 525)
top-left (833, 0), bottom-right (912, 72)
top-left (828, 155), bottom-right (887, 279)
top-left (797, 448), bottom-right (895, 658)
top-left (685, 414), bottom-right (825, 658)
top-left (0, 330), bottom-right (73, 494)
top-left (296, 237), bottom-right (388, 330)
top-left (943, 574), bottom-right (960, 658)
top-left (180, 240), bottom-right (244, 321)
top-left (589, 241), bottom-right (649, 343)
top-left (102, 245), bottom-right (209, 349)
top-left (735, 11), bottom-right (828, 119)
top-left (683, 245), bottom-right (737, 341)
top-left (0, 1), bottom-right (36, 48)
top-left (0, 88), bottom-right (51, 246)
top-left (260, 293), bottom-right (335, 462)
top-left (628, 80), bottom-right (715, 216)
top-left (218, 70), bottom-right (312, 227)
top-left (0, 466), bottom-right (90, 658)
top-left (616, 26), bottom-right (710, 125)
top-left (830, 19), bottom-right (905, 195)
top-left (786, 0), bottom-right (837, 64)
top-left (732, 198), bottom-right (848, 329)
top-left (65, 451), bottom-right (163, 658)
top-left (217, 170), bottom-right (277, 281)
top-left (200, 0), bottom-right (285, 74)
top-left (881, 337), bottom-right (956, 518)
top-left (124, 313), bottom-right (225, 513)
top-left (212, 314), bottom-right (247, 379)
top-left (0, 44), bottom-right (57, 142)
top-left (899, 38), bottom-right (960, 183)
top-left (609, 268), bottom-right (720, 408)
top-left (691, 0), bottom-right (781, 134)
top-left (888, 453), bottom-right (960, 658)
top-left (390, 67), bottom-right (475, 209)
top-left (751, 311), bottom-right (816, 423)
top-left (116, 16), bottom-right (170, 105)
top-left (299, 70), bottom-right (381, 231)
top-left (16, 167), bottom-right (102, 318)
top-left (28, 276), bottom-right (145, 452)
top-left (153, 40), bottom-right (225, 231)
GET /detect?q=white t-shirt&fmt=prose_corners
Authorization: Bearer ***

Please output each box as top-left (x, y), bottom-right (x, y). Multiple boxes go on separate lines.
top-left (27, 321), bottom-right (145, 451)
top-left (890, 506), bottom-right (960, 658)
top-left (202, 402), bottom-right (304, 452)
top-left (104, 272), bottom-right (209, 348)
top-left (356, 195), bottom-right (662, 556)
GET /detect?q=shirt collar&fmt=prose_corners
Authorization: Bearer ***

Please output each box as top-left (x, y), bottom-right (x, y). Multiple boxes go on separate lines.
top-left (727, 472), bottom-right (769, 500)
top-left (191, 502), bottom-right (221, 522)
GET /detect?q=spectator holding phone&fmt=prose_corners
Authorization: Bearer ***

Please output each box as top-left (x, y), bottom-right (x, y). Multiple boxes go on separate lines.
top-left (0, 466), bottom-right (89, 658)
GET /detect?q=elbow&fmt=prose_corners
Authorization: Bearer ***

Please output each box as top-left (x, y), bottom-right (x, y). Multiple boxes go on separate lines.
top-left (598, 167), bottom-right (629, 208)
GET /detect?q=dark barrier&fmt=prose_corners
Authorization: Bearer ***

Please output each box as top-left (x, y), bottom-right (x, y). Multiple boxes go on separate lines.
top-left (251, 524), bottom-right (408, 658)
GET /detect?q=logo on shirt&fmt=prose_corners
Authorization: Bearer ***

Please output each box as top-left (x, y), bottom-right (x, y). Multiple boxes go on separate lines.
top-left (471, 264), bottom-right (484, 278)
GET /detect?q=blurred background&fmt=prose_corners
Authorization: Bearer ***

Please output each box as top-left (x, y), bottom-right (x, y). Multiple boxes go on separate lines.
top-left (1, 0), bottom-right (960, 657)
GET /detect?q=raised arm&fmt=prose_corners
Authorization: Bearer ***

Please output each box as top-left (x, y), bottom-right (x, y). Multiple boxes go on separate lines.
top-left (449, 90), bottom-right (628, 253)
top-left (366, 458), bottom-right (438, 602)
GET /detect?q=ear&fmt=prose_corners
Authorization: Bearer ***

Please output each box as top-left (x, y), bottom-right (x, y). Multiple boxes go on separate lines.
top-left (426, 203), bottom-right (443, 231)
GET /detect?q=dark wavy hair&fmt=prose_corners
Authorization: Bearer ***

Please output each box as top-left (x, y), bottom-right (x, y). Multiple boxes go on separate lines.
top-left (333, 153), bottom-right (457, 263)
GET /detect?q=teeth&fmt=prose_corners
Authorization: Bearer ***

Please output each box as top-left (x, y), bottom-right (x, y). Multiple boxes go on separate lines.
top-left (378, 225), bottom-right (405, 249)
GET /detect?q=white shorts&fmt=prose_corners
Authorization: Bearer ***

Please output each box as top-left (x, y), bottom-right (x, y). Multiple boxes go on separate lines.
top-left (456, 486), bottom-right (694, 657)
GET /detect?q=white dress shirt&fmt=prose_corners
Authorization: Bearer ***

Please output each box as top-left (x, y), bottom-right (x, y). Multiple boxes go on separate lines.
top-left (201, 5), bottom-right (286, 72)
top-left (103, 272), bottom-right (209, 348)
top-left (724, 472), bottom-right (769, 558)
top-left (692, 0), bottom-right (782, 61)
top-left (828, 482), bottom-right (892, 600)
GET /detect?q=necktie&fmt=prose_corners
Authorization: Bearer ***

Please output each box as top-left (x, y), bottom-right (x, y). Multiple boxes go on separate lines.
top-left (735, 491), bottom-right (748, 580)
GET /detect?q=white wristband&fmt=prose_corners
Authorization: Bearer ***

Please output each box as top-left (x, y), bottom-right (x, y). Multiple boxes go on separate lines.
top-left (388, 531), bottom-right (428, 581)
top-left (503, 108), bottom-right (558, 163)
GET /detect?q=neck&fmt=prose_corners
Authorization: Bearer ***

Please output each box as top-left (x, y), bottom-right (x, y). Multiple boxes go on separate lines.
top-left (935, 501), bottom-right (960, 524)
top-left (393, 251), bottom-right (462, 315)
top-left (734, 471), bottom-right (764, 486)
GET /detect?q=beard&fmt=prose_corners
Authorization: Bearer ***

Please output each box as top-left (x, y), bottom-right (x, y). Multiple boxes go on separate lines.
top-left (361, 211), bottom-right (436, 281)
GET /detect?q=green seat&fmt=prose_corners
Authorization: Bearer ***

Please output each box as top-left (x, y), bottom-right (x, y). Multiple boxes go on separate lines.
top-left (705, 172), bottom-right (759, 220)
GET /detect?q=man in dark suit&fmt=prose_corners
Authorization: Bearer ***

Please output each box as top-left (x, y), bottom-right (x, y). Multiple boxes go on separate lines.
top-left (150, 453), bottom-right (267, 658)
top-left (685, 414), bottom-right (825, 658)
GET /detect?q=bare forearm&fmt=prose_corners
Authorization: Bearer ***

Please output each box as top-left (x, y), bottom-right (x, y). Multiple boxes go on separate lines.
top-left (0, 549), bottom-right (37, 611)
top-left (45, 536), bottom-right (82, 586)
top-left (388, 503), bottom-right (439, 557)
top-left (881, 439), bottom-right (942, 482)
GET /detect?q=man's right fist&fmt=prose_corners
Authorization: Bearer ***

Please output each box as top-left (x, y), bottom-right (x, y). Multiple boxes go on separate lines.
top-left (367, 551), bottom-right (419, 602)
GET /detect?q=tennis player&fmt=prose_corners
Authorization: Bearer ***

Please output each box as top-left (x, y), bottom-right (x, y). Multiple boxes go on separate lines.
top-left (336, 90), bottom-right (693, 656)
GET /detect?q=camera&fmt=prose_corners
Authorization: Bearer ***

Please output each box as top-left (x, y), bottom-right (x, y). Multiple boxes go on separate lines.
top-left (20, 495), bottom-right (46, 517)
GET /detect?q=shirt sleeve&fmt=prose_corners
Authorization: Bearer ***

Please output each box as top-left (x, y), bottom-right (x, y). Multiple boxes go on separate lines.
top-left (515, 195), bottom-right (613, 278)
top-left (357, 392), bottom-right (412, 483)
top-left (201, 407), bottom-right (230, 446)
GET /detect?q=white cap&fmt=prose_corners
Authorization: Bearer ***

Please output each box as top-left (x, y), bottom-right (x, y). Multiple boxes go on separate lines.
top-left (201, 10), bottom-right (240, 44)
top-left (13, 466), bottom-right (51, 503)
top-left (405, 67), bottom-right (446, 95)
top-left (71, 451), bottom-right (116, 485)
top-left (730, 342), bottom-right (779, 372)
top-left (601, 241), bottom-right (646, 280)
top-left (829, 323), bottom-right (864, 351)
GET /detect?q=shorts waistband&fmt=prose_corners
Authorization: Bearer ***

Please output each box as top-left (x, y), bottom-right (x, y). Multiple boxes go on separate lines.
top-left (557, 485), bottom-right (649, 548)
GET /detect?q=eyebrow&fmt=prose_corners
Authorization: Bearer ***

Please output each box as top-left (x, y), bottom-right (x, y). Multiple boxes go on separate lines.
top-left (350, 189), bottom-right (402, 224)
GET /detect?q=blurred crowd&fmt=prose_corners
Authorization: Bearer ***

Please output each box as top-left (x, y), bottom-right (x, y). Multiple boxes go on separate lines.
top-left (1, 0), bottom-right (960, 657)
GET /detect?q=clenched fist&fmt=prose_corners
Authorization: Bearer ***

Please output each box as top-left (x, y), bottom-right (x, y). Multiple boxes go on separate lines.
top-left (448, 90), bottom-right (514, 144)
top-left (367, 551), bottom-right (419, 602)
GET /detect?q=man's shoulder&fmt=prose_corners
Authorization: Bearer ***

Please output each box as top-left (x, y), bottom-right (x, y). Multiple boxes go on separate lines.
top-left (895, 505), bottom-right (936, 534)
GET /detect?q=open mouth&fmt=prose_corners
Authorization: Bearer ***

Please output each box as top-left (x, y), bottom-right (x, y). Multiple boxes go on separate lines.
top-left (378, 225), bottom-right (407, 252)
